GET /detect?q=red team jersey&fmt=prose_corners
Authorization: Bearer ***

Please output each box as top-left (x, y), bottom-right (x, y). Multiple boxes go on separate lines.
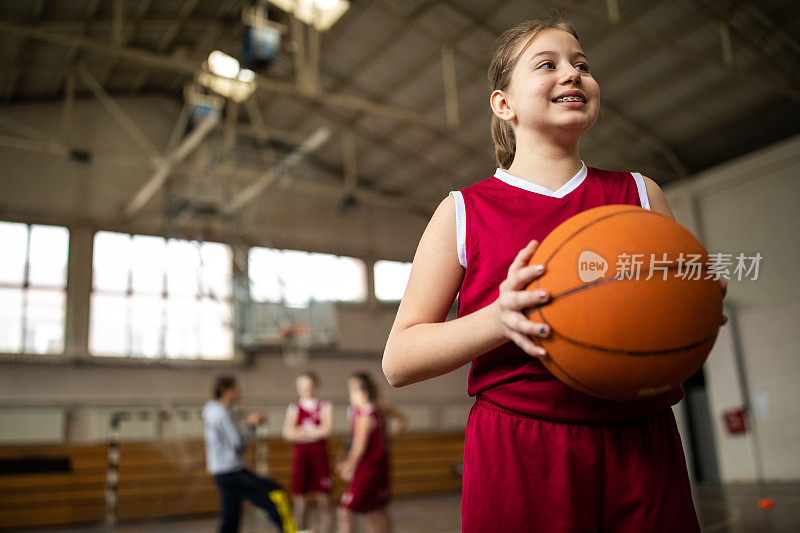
top-left (453, 164), bottom-right (699, 532)
top-left (290, 399), bottom-right (331, 495)
top-left (451, 163), bottom-right (683, 421)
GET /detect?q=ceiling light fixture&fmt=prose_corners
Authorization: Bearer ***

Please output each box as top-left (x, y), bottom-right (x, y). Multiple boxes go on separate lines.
top-left (208, 51), bottom-right (241, 79)
top-left (268, 0), bottom-right (350, 31)
top-left (198, 52), bottom-right (257, 102)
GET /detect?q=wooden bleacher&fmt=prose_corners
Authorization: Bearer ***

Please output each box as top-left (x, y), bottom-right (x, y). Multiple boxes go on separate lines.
top-left (0, 431), bottom-right (464, 529)
top-left (0, 444), bottom-right (107, 529)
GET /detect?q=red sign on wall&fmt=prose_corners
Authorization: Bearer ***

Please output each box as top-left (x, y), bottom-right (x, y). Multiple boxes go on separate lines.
top-left (723, 408), bottom-right (747, 435)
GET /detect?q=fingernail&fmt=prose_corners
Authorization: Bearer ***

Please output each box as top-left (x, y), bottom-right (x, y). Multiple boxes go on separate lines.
top-left (535, 264), bottom-right (544, 272)
top-left (537, 348), bottom-right (547, 357)
top-left (535, 289), bottom-right (548, 298)
top-left (539, 325), bottom-right (550, 337)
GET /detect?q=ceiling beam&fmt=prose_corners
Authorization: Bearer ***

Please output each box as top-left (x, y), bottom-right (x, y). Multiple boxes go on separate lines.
top-left (685, 0), bottom-right (800, 85)
top-left (223, 128), bottom-right (330, 215)
top-left (249, 0), bottom-right (489, 191)
top-left (78, 67), bottom-right (160, 161)
top-left (48, 0), bottom-right (100, 92)
top-left (124, 111), bottom-right (221, 219)
top-left (255, 0), bottom-right (439, 119)
top-left (97, 0), bottom-right (153, 86)
top-left (47, 0), bottom-right (102, 95)
top-left (129, 0), bottom-right (203, 93)
top-left (222, 165), bottom-right (434, 218)
top-left (0, 133), bottom-right (149, 168)
top-left (0, 20), bottom-right (443, 130)
top-left (277, 0), bottom-right (508, 196)
top-left (2, 0), bottom-right (48, 103)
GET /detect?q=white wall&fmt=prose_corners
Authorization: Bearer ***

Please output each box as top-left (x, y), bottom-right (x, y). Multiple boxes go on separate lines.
top-left (665, 134), bottom-right (800, 482)
top-left (0, 355), bottom-right (472, 443)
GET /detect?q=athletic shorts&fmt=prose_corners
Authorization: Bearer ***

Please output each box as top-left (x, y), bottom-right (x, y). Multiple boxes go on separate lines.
top-left (461, 396), bottom-right (700, 533)
top-left (291, 440), bottom-right (332, 495)
top-left (341, 457), bottom-right (390, 513)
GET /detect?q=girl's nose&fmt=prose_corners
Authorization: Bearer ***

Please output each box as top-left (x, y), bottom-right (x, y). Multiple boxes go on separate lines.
top-left (561, 66), bottom-right (581, 85)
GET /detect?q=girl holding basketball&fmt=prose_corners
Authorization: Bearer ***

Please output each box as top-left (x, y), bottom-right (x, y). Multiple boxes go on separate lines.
top-left (383, 15), bottom-right (725, 533)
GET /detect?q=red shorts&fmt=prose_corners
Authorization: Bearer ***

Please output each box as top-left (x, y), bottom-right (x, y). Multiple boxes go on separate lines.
top-left (462, 396), bottom-right (700, 533)
top-left (291, 440), bottom-right (331, 495)
top-left (341, 457), bottom-right (390, 513)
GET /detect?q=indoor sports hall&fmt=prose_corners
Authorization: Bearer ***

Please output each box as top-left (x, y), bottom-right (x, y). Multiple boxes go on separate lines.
top-left (0, 1), bottom-right (798, 532)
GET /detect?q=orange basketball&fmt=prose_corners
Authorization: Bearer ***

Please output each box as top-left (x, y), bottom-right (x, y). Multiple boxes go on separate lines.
top-left (525, 205), bottom-right (723, 401)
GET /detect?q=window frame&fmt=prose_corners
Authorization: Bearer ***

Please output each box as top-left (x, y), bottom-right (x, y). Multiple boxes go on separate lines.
top-left (247, 246), bottom-right (368, 307)
top-left (372, 259), bottom-right (413, 303)
top-left (0, 222), bottom-right (69, 357)
top-left (89, 231), bottom-right (236, 361)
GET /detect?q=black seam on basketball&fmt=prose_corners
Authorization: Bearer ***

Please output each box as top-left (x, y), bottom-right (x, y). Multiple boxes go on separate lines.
top-left (541, 207), bottom-right (645, 269)
top-left (539, 304), bottom-right (717, 355)
top-left (549, 264), bottom-right (713, 301)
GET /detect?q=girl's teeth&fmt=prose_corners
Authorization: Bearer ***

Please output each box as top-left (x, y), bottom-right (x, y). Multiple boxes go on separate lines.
top-left (556, 96), bottom-right (584, 103)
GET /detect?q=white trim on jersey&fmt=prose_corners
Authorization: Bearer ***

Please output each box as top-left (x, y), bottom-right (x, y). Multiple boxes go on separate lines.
top-left (630, 172), bottom-right (651, 210)
top-left (449, 190), bottom-right (467, 268)
top-left (493, 161), bottom-right (588, 198)
top-left (298, 397), bottom-right (320, 411)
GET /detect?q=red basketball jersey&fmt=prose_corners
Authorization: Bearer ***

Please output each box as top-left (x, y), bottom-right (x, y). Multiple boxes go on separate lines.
top-left (351, 405), bottom-right (388, 464)
top-left (295, 399), bottom-right (324, 429)
top-left (291, 399), bottom-right (331, 494)
top-left (451, 163), bottom-right (683, 422)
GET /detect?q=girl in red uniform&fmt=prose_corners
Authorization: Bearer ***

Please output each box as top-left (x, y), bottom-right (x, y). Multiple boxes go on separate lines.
top-left (382, 15), bottom-right (727, 533)
top-left (337, 372), bottom-right (391, 533)
top-left (282, 371), bottom-right (333, 533)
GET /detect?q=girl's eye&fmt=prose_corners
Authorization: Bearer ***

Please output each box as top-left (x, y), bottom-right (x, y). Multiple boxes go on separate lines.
top-left (538, 61), bottom-right (555, 69)
top-left (575, 63), bottom-right (590, 72)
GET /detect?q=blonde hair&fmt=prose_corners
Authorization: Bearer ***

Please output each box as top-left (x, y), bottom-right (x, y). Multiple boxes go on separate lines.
top-left (488, 16), bottom-right (581, 169)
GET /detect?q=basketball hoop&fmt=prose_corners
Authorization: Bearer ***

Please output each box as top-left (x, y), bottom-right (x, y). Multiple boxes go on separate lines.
top-left (235, 300), bottom-right (337, 353)
top-left (278, 322), bottom-right (310, 341)
top-left (280, 321), bottom-right (310, 366)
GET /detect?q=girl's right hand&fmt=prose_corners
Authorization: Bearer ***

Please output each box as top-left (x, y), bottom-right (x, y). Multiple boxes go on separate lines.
top-left (494, 239), bottom-right (551, 358)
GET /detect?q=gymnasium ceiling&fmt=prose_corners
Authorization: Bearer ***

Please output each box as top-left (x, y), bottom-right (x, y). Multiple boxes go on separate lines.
top-left (1, 0), bottom-right (800, 221)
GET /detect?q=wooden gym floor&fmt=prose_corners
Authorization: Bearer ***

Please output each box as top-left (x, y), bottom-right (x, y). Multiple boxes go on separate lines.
top-left (36, 483), bottom-right (800, 533)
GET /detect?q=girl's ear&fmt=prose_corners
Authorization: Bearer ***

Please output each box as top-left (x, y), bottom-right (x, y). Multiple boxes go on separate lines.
top-left (490, 89), bottom-right (516, 122)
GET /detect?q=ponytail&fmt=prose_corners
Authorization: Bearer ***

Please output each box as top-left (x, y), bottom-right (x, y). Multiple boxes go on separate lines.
top-left (491, 114), bottom-right (516, 170)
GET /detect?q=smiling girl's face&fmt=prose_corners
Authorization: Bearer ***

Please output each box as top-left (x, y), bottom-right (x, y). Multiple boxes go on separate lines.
top-left (501, 28), bottom-right (600, 137)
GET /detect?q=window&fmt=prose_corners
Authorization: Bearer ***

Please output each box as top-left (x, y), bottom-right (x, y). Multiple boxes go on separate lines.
top-left (248, 247), bottom-right (366, 307)
top-left (374, 260), bottom-right (412, 302)
top-left (90, 232), bottom-right (233, 360)
top-left (0, 222), bottom-right (69, 354)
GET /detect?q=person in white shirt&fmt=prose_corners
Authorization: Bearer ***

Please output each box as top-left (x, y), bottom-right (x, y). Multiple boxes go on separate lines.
top-left (202, 375), bottom-right (296, 533)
